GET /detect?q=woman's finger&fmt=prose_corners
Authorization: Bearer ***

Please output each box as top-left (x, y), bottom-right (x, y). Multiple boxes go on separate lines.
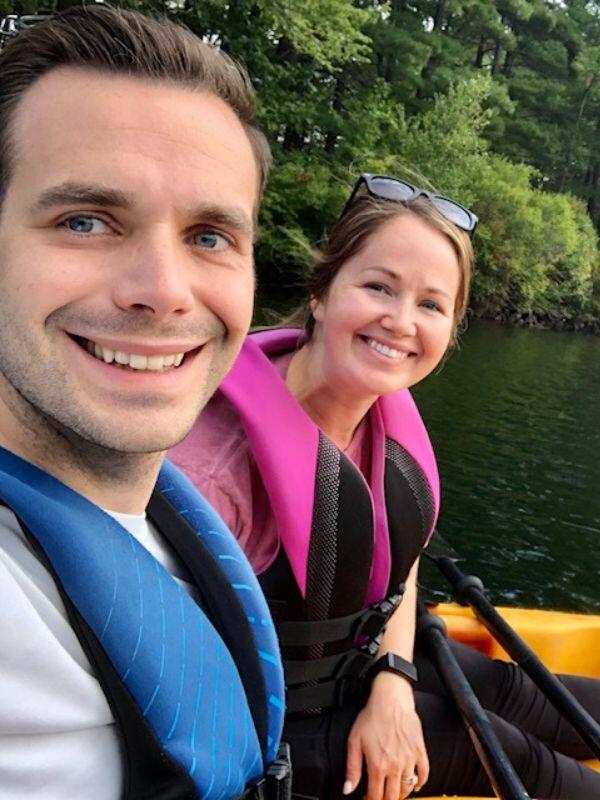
top-left (343, 734), bottom-right (364, 795)
top-left (365, 757), bottom-right (386, 800)
top-left (383, 770), bottom-right (401, 800)
top-left (414, 742), bottom-right (430, 792)
top-left (399, 767), bottom-right (419, 799)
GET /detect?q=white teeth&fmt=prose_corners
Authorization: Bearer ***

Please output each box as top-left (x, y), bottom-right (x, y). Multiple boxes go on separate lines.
top-left (129, 354), bottom-right (148, 370)
top-left (146, 355), bottom-right (165, 371)
top-left (366, 338), bottom-right (408, 360)
top-left (84, 340), bottom-right (187, 371)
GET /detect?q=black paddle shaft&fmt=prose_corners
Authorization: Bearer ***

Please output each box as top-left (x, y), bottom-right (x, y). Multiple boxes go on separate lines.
top-left (417, 604), bottom-right (531, 800)
top-left (433, 555), bottom-right (600, 759)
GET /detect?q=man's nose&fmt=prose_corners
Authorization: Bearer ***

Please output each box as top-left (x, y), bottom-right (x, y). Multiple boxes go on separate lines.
top-left (112, 232), bottom-right (196, 320)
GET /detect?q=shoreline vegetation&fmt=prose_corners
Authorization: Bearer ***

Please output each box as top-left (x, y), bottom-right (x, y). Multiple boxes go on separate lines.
top-left (471, 308), bottom-right (600, 335)
top-left (20, 1), bottom-right (597, 323)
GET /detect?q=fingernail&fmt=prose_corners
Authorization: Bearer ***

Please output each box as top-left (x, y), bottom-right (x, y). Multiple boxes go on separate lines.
top-left (343, 780), bottom-right (354, 795)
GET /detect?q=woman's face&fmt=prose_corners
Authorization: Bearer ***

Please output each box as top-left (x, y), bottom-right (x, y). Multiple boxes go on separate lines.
top-left (310, 212), bottom-right (460, 400)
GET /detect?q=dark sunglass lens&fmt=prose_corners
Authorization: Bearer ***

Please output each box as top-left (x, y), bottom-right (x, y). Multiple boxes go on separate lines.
top-left (370, 177), bottom-right (415, 203)
top-left (432, 197), bottom-right (473, 230)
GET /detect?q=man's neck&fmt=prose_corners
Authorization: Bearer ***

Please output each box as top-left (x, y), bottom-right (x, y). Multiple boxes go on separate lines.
top-left (0, 401), bottom-right (162, 514)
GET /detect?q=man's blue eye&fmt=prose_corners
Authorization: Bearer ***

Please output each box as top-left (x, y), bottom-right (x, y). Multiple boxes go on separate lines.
top-left (64, 216), bottom-right (107, 234)
top-left (193, 231), bottom-right (229, 251)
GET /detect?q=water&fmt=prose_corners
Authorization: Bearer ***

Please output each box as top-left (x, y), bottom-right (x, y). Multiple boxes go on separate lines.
top-left (412, 320), bottom-right (600, 612)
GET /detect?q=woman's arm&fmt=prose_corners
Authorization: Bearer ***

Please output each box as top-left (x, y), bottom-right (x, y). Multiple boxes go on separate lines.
top-left (344, 558), bottom-right (429, 800)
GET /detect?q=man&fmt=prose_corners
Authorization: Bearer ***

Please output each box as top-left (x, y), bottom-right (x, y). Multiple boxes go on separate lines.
top-left (0, 6), bottom-right (285, 799)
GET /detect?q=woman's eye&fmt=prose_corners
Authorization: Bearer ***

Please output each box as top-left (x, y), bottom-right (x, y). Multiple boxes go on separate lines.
top-left (192, 230), bottom-right (230, 251)
top-left (365, 282), bottom-right (390, 295)
top-left (63, 215), bottom-right (109, 235)
top-left (421, 299), bottom-right (443, 313)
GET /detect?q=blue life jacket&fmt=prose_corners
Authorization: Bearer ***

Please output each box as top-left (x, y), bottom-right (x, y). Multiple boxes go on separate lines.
top-left (0, 446), bottom-right (285, 799)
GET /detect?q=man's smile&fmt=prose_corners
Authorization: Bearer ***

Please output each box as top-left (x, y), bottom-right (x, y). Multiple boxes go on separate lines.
top-left (69, 335), bottom-right (203, 372)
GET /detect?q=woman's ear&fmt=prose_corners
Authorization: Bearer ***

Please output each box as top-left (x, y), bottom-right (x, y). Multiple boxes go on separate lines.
top-left (310, 295), bottom-right (325, 323)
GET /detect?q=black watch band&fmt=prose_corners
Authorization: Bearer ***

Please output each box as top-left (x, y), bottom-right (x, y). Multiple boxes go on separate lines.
top-left (367, 652), bottom-right (418, 686)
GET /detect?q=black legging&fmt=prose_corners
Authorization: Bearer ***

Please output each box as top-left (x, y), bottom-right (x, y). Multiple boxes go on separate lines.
top-left (284, 639), bottom-right (600, 799)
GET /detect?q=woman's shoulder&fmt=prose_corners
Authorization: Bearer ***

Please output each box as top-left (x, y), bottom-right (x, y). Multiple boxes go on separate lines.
top-left (168, 393), bottom-right (253, 490)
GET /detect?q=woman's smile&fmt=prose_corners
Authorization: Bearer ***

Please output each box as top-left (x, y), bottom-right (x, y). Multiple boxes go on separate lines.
top-left (308, 212), bottom-right (460, 404)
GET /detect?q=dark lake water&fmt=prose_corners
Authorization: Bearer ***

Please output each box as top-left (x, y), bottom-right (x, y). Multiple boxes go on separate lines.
top-left (412, 320), bottom-right (600, 613)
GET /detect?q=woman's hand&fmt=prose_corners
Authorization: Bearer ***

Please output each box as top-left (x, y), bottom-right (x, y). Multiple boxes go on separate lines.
top-left (344, 672), bottom-right (429, 800)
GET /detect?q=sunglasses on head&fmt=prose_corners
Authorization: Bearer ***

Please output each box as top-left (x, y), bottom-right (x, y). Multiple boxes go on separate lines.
top-left (340, 173), bottom-right (478, 236)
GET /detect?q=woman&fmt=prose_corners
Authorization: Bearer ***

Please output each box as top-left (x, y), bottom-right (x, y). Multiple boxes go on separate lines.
top-left (170, 174), bottom-right (600, 799)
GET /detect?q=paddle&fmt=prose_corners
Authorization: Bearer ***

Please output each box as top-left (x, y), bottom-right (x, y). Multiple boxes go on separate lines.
top-left (422, 533), bottom-right (600, 759)
top-left (417, 600), bottom-right (531, 800)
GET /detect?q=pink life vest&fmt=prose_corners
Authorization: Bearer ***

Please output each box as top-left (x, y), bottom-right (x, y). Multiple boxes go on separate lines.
top-left (219, 328), bottom-right (440, 606)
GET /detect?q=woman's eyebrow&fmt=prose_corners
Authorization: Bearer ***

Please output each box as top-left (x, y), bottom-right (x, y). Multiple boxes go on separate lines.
top-left (424, 286), bottom-right (453, 300)
top-left (362, 266), bottom-right (401, 281)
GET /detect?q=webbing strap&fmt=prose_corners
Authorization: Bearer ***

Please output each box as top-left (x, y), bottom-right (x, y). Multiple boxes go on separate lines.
top-left (277, 592), bottom-right (402, 648)
top-left (277, 608), bottom-right (365, 647)
top-left (285, 674), bottom-right (365, 714)
top-left (285, 648), bottom-right (372, 685)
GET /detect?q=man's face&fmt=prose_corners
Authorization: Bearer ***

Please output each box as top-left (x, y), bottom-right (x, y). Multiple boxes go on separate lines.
top-left (0, 68), bottom-right (258, 455)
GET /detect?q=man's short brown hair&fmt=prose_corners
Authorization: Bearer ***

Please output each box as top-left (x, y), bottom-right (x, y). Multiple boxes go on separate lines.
top-left (0, 4), bottom-right (271, 204)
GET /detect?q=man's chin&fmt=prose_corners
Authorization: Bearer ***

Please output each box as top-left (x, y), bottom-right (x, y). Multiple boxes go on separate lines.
top-left (45, 413), bottom-right (195, 459)
top-left (87, 429), bottom-right (192, 456)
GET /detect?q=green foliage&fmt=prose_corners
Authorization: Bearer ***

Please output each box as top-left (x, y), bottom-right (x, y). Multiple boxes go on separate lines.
top-left (2, 0), bottom-right (599, 324)
top-left (255, 0), bottom-right (375, 71)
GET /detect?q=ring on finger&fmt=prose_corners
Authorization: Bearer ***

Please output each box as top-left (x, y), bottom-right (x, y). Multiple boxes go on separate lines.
top-left (400, 773), bottom-right (418, 785)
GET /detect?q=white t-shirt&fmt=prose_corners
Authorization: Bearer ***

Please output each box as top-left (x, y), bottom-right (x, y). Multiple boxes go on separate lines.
top-left (0, 503), bottom-right (194, 800)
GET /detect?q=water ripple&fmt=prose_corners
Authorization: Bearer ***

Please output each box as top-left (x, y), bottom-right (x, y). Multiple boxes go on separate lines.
top-left (414, 321), bottom-right (600, 612)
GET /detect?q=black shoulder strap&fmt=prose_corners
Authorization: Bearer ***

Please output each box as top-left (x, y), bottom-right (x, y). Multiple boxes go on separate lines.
top-left (384, 437), bottom-right (435, 591)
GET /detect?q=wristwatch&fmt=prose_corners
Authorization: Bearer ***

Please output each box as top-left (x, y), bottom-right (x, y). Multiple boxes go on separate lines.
top-left (367, 652), bottom-right (418, 686)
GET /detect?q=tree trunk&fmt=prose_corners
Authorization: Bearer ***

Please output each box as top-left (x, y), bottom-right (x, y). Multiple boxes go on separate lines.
top-left (491, 38), bottom-right (502, 75)
top-left (475, 34), bottom-right (486, 68)
top-left (432, 0), bottom-right (446, 30)
top-left (503, 50), bottom-right (516, 78)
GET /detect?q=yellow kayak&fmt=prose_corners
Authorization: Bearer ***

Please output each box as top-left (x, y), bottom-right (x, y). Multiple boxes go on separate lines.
top-left (423, 602), bottom-right (600, 799)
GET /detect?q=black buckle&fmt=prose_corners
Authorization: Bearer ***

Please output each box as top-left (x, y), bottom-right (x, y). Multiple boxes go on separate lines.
top-left (351, 588), bottom-right (404, 642)
top-left (247, 743), bottom-right (292, 800)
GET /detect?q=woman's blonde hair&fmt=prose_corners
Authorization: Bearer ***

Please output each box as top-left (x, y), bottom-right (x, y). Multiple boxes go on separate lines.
top-left (284, 194), bottom-right (474, 348)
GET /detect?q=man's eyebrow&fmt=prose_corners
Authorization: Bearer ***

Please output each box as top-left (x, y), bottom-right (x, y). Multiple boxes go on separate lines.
top-left (188, 203), bottom-right (254, 239)
top-left (31, 182), bottom-right (133, 212)
top-left (31, 186), bottom-right (255, 238)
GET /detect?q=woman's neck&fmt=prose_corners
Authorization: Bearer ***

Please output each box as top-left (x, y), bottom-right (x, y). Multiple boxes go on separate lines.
top-left (285, 343), bottom-right (375, 450)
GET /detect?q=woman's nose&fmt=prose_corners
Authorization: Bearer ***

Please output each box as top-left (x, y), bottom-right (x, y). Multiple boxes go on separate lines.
top-left (380, 301), bottom-right (417, 337)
